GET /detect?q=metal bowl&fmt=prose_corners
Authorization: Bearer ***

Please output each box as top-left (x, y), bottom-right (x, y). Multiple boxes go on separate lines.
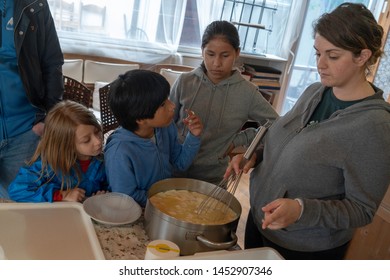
top-left (144, 178), bottom-right (242, 256)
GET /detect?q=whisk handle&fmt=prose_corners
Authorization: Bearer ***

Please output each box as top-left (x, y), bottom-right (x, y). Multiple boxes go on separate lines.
top-left (243, 120), bottom-right (271, 162)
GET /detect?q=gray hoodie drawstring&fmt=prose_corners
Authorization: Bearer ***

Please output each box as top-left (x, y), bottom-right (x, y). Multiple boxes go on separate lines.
top-left (218, 82), bottom-right (230, 131)
top-left (185, 72), bottom-right (231, 134)
top-left (187, 77), bottom-right (202, 112)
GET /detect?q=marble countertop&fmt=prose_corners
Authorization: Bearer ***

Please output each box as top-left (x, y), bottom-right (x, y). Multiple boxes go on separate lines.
top-left (93, 217), bottom-right (150, 260)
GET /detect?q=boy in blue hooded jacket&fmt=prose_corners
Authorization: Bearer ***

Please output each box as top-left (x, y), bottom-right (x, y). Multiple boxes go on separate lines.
top-left (104, 70), bottom-right (203, 207)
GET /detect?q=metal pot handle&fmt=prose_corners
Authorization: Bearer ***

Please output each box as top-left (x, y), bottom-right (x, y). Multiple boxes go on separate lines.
top-left (196, 231), bottom-right (237, 249)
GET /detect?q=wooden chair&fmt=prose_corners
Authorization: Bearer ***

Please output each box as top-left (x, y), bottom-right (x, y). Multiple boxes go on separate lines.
top-left (99, 83), bottom-right (119, 134)
top-left (63, 59), bottom-right (83, 82)
top-left (83, 60), bottom-right (139, 85)
top-left (80, 3), bottom-right (106, 32)
top-left (152, 64), bottom-right (195, 74)
top-left (152, 64), bottom-right (194, 86)
top-left (63, 76), bottom-right (92, 108)
top-left (50, 0), bottom-right (79, 31)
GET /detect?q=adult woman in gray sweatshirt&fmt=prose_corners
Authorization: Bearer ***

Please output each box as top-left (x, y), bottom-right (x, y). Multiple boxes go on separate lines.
top-left (170, 21), bottom-right (278, 184)
top-left (227, 3), bottom-right (390, 259)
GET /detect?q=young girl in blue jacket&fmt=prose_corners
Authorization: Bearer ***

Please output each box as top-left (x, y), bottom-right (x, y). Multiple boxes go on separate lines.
top-left (8, 101), bottom-right (107, 202)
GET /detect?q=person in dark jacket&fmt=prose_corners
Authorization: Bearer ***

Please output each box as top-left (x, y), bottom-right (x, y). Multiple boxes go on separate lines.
top-left (0, 0), bottom-right (63, 198)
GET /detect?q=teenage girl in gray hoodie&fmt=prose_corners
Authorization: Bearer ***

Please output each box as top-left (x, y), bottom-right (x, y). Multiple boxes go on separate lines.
top-left (170, 20), bottom-right (278, 184)
top-left (227, 3), bottom-right (390, 259)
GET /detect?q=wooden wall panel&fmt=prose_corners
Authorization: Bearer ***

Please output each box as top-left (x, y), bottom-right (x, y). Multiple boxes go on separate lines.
top-left (345, 186), bottom-right (390, 259)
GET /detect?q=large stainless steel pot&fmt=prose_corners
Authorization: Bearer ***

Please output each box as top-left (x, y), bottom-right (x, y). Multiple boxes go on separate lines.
top-left (144, 178), bottom-right (242, 256)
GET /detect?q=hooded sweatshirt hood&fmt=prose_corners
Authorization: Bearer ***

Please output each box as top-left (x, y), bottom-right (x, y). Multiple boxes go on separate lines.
top-left (283, 82), bottom-right (390, 128)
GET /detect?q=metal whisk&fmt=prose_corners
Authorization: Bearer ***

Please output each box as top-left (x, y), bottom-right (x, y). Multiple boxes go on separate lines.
top-left (196, 120), bottom-right (271, 218)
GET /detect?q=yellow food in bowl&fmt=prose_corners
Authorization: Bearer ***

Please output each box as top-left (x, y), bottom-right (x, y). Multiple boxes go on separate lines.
top-left (149, 189), bottom-right (237, 225)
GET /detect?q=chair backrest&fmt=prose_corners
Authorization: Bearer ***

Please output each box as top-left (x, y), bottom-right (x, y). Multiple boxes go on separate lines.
top-left (63, 76), bottom-right (93, 108)
top-left (153, 64), bottom-right (195, 73)
top-left (92, 81), bottom-right (109, 111)
top-left (50, 0), bottom-right (78, 31)
top-left (160, 68), bottom-right (186, 86)
top-left (83, 60), bottom-right (140, 84)
top-left (99, 83), bottom-right (119, 134)
top-left (156, 64), bottom-right (194, 86)
top-left (80, 3), bottom-right (106, 32)
top-left (63, 59), bottom-right (84, 82)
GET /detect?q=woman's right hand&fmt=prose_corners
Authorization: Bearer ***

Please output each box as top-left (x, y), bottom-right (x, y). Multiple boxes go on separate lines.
top-left (223, 153), bottom-right (257, 179)
top-left (62, 188), bottom-right (86, 202)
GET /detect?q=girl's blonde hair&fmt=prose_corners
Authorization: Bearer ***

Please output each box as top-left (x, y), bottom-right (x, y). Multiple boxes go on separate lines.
top-left (30, 100), bottom-right (102, 191)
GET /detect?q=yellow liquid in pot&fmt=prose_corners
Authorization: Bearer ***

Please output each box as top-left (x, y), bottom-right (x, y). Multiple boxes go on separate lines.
top-left (149, 190), bottom-right (238, 225)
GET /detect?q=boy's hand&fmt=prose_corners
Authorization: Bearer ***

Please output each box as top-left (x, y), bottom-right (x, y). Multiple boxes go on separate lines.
top-left (183, 110), bottom-right (203, 137)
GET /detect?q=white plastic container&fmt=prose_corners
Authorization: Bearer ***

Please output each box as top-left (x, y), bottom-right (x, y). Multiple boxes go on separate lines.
top-left (144, 240), bottom-right (180, 260)
top-left (0, 202), bottom-right (104, 260)
top-left (174, 247), bottom-right (284, 260)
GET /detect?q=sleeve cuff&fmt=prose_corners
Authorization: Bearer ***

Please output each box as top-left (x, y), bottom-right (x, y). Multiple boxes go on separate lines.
top-left (294, 198), bottom-right (304, 221)
top-left (53, 190), bottom-right (63, 201)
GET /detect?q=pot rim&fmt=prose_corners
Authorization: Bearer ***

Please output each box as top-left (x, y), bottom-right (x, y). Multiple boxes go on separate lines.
top-left (146, 178), bottom-right (242, 228)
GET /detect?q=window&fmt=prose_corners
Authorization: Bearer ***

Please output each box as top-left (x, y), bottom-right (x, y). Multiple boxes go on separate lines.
top-left (219, 0), bottom-right (292, 56)
top-left (49, 0), bottom-right (296, 63)
top-left (179, 0), bottom-right (295, 57)
top-left (49, 0), bottom-right (187, 63)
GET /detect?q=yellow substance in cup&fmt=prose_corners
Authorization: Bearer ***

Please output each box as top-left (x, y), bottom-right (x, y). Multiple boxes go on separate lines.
top-left (147, 243), bottom-right (180, 253)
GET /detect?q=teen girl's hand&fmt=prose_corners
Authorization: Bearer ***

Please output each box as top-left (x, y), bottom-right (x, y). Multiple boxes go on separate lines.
top-left (62, 188), bottom-right (86, 202)
top-left (183, 110), bottom-right (203, 137)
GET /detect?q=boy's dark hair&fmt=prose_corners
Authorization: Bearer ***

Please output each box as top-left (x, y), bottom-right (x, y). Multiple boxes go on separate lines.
top-left (108, 69), bottom-right (170, 131)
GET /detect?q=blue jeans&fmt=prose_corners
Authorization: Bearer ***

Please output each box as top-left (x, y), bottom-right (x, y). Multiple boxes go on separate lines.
top-left (0, 130), bottom-right (40, 198)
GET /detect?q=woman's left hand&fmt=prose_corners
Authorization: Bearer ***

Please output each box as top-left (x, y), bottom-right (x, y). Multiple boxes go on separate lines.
top-left (261, 198), bottom-right (302, 230)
